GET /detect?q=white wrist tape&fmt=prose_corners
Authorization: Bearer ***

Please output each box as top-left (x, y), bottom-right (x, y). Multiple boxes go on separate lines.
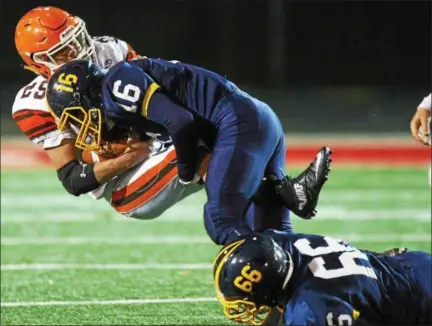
top-left (179, 172), bottom-right (201, 185)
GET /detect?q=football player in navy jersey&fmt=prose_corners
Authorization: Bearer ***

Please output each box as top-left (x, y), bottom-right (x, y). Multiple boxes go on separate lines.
top-left (46, 59), bottom-right (332, 245)
top-left (213, 231), bottom-right (431, 326)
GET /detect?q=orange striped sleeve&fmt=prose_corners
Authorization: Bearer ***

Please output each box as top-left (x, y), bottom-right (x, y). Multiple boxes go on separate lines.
top-left (12, 109), bottom-right (58, 142)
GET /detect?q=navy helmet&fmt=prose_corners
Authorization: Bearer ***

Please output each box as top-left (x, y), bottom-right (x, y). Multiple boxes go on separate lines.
top-left (213, 233), bottom-right (293, 325)
top-left (46, 59), bottom-right (106, 151)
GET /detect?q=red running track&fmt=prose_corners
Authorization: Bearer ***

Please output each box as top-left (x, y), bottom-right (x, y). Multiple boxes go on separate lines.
top-left (286, 146), bottom-right (431, 165)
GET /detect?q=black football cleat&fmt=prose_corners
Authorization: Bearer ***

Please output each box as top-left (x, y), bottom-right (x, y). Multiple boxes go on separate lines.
top-left (269, 146), bottom-right (333, 219)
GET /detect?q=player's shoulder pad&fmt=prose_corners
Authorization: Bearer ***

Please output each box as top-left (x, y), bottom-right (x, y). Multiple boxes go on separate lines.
top-left (93, 36), bottom-right (130, 57)
top-left (284, 290), bottom-right (360, 326)
top-left (104, 62), bottom-right (160, 116)
top-left (92, 35), bottom-right (120, 45)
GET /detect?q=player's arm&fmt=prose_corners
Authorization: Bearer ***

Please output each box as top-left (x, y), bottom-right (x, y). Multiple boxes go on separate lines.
top-left (48, 138), bottom-right (150, 196)
top-left (12, 108), bottom-right (148, 196)
top-left (11, 107), bottom-right (88, 194)
top-left (145, 93), bottom-right (201, 183)
top-left (410, 93), bottom-right (431, 146)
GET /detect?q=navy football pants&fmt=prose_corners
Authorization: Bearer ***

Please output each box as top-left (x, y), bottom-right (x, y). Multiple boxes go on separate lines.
top-left (203, 94), bottom-right (292, 245)
top-left (394, 251), bottom-right (431, 324)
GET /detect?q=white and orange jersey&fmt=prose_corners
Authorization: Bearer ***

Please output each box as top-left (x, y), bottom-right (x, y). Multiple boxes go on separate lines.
top-left (12, 36), bottom-right (136, 149)
top-left (11, 36), bottom-right (205, 219)
top-left (95, 145), bottom-right (203, 219)
top-left (84, 142), bottom-right (207, 217)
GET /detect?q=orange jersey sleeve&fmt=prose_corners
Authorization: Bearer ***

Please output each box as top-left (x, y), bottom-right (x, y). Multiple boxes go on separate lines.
top-left (12, 109), bottom-right (58, 143)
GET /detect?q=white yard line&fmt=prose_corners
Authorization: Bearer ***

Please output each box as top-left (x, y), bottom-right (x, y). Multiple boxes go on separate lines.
top-left (1, 214), bottom-right (103, 223)
top-left (1, 297), bottom-right (217, 308)
top-left (0, 235), bottom-right (210, 245)
top-left (1, 190), bottom-right (429, 209)
top-left (1, 208), bottom-right (431, 224)
top-left (1, 263), bottom-right (212, 271)
top-left (1, 234), bottom-right (429, 246)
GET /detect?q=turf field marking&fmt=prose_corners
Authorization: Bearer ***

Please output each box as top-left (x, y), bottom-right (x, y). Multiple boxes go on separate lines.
top-left (1, 190), bottom-right (429, 208)
top-left (0, 297), bottom-right (218, 308)
top-left (1, 234), bottom-right (430, 246)
top-left (1, 208), bottom-right (431, 224)
top-left (1, 263), bottom-right (212, 271)
top-left (0, 235), bottom-right (210, 245)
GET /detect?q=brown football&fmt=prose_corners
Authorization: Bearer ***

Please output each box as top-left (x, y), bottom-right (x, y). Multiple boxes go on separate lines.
top-left (80, 139), bottom-right (128, 163)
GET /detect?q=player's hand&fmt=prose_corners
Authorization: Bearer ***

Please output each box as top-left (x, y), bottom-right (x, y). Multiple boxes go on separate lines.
top-left (179, 173), bottom-right (202, 186)
top-left (122, 138), bottom-right (153, 166)
top-left (410, 108), bottom-right (431, 146)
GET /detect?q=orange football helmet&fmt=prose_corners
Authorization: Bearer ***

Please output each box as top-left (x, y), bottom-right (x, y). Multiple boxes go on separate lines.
top-left (15, 6), bottom-right (95, 77)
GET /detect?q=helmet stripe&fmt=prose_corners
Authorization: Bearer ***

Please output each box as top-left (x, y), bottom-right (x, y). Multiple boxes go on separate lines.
top-left (213, 239), bottom-right (246, 294)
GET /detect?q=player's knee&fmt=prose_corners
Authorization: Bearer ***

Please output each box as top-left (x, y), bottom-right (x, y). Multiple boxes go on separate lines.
top-left (204, 216), bottom-right (222, 245)
top-left (203, 205), bottom-right (225, 245)
top-left (204, 223), bottom-right (235, 246)
top-left (203, 202), bottom-right (249, 245)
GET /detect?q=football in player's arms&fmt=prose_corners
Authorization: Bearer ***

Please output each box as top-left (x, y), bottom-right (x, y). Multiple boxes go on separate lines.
top-left (214, 231), bottom-right (431, 326)
top-left (80, 138), bottom-right (130, 163)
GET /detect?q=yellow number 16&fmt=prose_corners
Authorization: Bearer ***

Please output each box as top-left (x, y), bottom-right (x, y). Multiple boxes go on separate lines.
top-left (233, 266), bottom-right (263, 293)
top-left (55, 73), bottom-right (78, 93)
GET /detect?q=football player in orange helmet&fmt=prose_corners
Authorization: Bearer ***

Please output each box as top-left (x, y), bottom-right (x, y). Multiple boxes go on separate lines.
top-left (12, 6), bottom-right (211, 220)
top-left (15, 6), bottom-right (138, 78)
top-left (13, 6), bottom-right (289, 223)
top-left (12, 7), bottom-right (181, 217)
top-left (15, 6), bottom-right (97, 78)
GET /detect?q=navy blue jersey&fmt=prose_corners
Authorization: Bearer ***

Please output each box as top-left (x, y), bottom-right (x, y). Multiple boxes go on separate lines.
top-left (98, 58), bottom-right (250, 181)
top-left (131, 58), bottom-right (242, 122)
top-left (100, 58), bottom-right (242, 126)
top-left (265, 230), bottom-right (431, 325)
top-left (100, 61), bottom-right (168, 139)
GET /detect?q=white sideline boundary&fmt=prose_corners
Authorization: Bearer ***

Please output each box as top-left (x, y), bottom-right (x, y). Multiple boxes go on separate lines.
top-left (1, 234), bottom-right (430, 246)
top-left (1, 263), bottom-right (212, 271)
top-left (1, 297), bottom-right (217, 308)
